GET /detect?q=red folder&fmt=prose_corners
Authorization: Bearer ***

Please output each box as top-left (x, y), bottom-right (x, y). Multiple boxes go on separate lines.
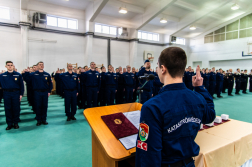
top-left (101, 112), bottom-right (138, 139)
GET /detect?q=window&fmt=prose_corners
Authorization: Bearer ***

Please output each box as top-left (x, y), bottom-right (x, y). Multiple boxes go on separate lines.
top-left (0, 7), bottom-right (10, 20)
top-left (95, 23), bottom-right (119, 36)
top-left (138, 31), bottom-right (159, 42)
top-left (171, 37), bottom-right (185, 45)
top-left (46, 15), bottom-right (78, 29)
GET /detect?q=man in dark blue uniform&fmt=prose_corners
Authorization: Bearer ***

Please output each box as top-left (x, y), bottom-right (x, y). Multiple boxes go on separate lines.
top-left (132, 67), bottom-right (138, 102)
top-left (209, 67), bottom-right (216, 98)
top-left (99, 66), bottom-right (106, 106)
top-left (203, 69), bottom-right (210, 91)
top-left (116, 66), bottom-right (124, 104)
top-left (241, 70), bottom-right (248, 94)
top-left (234, 68), bottom-right (241, 95)
top-left (249, 70), bottom-right (252, 92)
top-left (216, 69), bottom-right (224, 98)
top-left (153, 67), bottom-right (163, 96)
top-left (137, 60), bottom-right (153, 104)
top-left (185, 66), bottom-right (193, 90)
top-left (24, 61), bottom-right (52, 126)
top-left (80, 62), bottom-right (100, 108)
top-left (123, 65), bottom-right (136, 103)
top-left (135, 47), bottom-right (216, 167)
top-left (0, 61), bottom-right (24, 130)
top-left (227, 69), bottom-right (234, 96)
top-left (105, 65), bottom-right (118, 105)
top-left (222, 71), bottom-right (228, 93)
top-left (60, 64), bottom-right (79, 121)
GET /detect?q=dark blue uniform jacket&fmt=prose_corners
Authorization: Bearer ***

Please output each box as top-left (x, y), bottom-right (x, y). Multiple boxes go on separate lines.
top-left (0, 71), bottom-right (24, 96)
top-left (123, 72), bottom-right (136, 88)
top-left (137, 67), bottom-right (153, 91)
top-left (136, 83), bottom-right (216, 167)
top-left (80, 70), bottom-right (101, 89)
top-left (59, 72), bottom-right (80, 92)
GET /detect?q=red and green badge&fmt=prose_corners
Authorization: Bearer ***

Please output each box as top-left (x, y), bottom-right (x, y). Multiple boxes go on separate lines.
top-left (139, 123), bottom-right (149, 142)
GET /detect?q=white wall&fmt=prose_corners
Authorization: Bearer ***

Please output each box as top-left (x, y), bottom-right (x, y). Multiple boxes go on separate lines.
top-left (28, 30), bottom-right (86, 73)
top-left (111, 40), bottom-right (129, 68)
top-left (0, 26), bottom-right (21, 71)
top-left (189, 37), bottom-right (252, 71)
top-left (92, 38), bottom-right (107, 68)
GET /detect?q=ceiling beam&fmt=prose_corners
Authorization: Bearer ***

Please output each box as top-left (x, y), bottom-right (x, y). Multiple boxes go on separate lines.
top-left (107, 0), bottom-right (144, 14)
top-left (169, 0), bottom-right (233, 36)
top-left (86, 0), bottom-right (109, 22)
top-left (174, 0), bottom-right (199, 11)
top-left (131, 0), bottom-right (179, 30)
top-left (208, 13), bottom-right (224, 20)
top-left (156, 14), bottom-right (180, 22)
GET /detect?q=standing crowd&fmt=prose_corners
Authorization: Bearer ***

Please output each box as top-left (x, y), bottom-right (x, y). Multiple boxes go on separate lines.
top-left (0, 59), bottom-right (252, 130)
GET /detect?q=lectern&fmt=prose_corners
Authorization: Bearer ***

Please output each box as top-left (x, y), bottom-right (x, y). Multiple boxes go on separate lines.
top-left (83, 103), bottom-right (142, 167)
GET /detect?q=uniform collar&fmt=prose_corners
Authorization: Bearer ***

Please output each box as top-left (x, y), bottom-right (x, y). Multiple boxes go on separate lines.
top-left (159, 83), bottom-right (187, 94)
top-left (7, 71), bottom-right (14, 75)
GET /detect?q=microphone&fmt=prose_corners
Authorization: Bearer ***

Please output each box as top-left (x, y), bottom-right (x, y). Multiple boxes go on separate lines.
top-left (138, 74), bottom-right (155, 81)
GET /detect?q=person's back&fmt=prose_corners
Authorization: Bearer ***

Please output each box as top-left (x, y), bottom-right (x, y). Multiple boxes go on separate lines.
top-left (135, 47), bottom-right (216, 167)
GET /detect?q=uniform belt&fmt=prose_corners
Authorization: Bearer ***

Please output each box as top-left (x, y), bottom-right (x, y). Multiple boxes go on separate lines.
top-left (34, 89), bottom-right (49, 92)
top-left (86, 86), bottom-right (98, 88)
top-left (161, 157), bottom-right (193, 167)
top-left (3, 89), bottom-right (19, 92)
top-left (65, 89), bottom-right (76, 92)
top-left (106, 84), bottom-right (115, 86)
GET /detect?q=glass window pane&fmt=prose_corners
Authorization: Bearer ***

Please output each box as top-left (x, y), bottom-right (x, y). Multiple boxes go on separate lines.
top-left (95, 24), bottom-right (101, 33)
top-left (47, 16), bottom-right (57, 27)
top-left (138, 32), bottom-right (141, 38)
top-left (0, 7), bottom-right (10, 20)
top-left (118, 28), bottom-right (122, 35)
top-left (58, 18), bottom-right (67, 28)
top-left (142, 32), bottom-right (147, 39)
top-left (110, 27), bottom-right (117, 35)
top-left (148, 33), bottom-right (153, 40)
top-left (102, 25), bottom-right (109, 34)
top-left (153, 34), bottom-right (157, 41)
top-left (68, 20), bottom-right (77, 29)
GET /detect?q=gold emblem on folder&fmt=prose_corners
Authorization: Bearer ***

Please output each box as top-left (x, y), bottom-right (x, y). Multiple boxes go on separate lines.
top-left (114, 119), bottom-right (122, 125)
top-left (15, 78), bottom-right (17, 81)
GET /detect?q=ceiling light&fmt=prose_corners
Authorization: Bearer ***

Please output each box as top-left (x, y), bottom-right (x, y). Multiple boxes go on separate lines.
top-left (119, 7), bottom-right (127, 14)
top-left (231, 4), bottom-right (239, 10)
top-left (65, 0), bottom-right (69, 1)
top-left (160, 18), bottom-right (167, 23)
top-left (190, 25), bottom-right (196, 30)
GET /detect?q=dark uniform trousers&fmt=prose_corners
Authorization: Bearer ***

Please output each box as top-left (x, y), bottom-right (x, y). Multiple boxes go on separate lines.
top-left (86, 87), bottom-right (98, 108)
top-left (228, 81), bottom-right (234, 95)
top-left (3, 90), bottom-right (20, 126)
top-left (140, 90), bottom-right (152, 104)
top-left (64, 90), bottom-right (77, 117)
top-left (34, 91), bottom-right (48, 122)
top-left (125, 86), bottom-right (134, 103)
top-left (241, 79), bottom-right (248, 93)
top-left (250, 78), bottom-right (252, 92)
top-left (81, 85), bottom-right (86, 108)
top-left (99, 88), bottom-right (106, 106)
top-left (116, 84), bottom-right (124, 104)
top-left (77, 84), bottom-right (82, 108)
top-left (216, 81), bottom-right (223, 96)
top-left (209, 82), bottom-right (216, 97)
top-left (0, 89), bottom-right (3, 103)
top-left (106, 86), bottom-right (116, 105)
top-left (235, 79), bottom-right (241, 94)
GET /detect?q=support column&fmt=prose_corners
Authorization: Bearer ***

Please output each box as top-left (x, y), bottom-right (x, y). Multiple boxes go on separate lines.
top-left (129, 28), bottom-right (139, 68)
top-left (19, 9), bottom-right (30, 69)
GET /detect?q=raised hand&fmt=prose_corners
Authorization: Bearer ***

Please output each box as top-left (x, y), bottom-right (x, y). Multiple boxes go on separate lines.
top-left (192, 65), bottom-right (203, 87)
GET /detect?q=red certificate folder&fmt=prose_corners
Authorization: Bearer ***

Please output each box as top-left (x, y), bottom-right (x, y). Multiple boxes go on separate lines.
top-left (101, 112), bottom-right (138, 139)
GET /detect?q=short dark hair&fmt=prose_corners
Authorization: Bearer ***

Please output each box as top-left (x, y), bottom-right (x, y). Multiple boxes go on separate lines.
top-left (100, 66), bottom-right (104, 70)
top-left (6, 61), bottom-right (13, 65)
top-left (158, 47), bottom-right (187, 78)
top-left (84, 66), bottom-right (88, 68)
top-left (38, 61), bottom-right (43, 65)
top-left (33, 65), bottom-right (37, 67)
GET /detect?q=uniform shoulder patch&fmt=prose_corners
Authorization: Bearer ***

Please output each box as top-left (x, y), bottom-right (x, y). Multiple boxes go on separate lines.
top-left (139, 123), bottom-right (149, 142)
top-left (137, 140), bottom-right (147, 151)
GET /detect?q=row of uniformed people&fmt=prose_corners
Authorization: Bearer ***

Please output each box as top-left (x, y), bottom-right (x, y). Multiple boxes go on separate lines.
top-left (53, 60), bottom-right (163, 110)
top-left (183, 67), bottom-right (252, 98)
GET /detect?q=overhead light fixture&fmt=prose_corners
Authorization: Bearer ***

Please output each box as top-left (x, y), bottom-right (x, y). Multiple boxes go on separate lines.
top-left (65, 0), bottom-right (69, 1)
top-left (119, 7), bottom-right (127, 14)
top-left (160, 18), bottom-right (167, 23)
top-left (190, 25), bottom-right (196, 30)
top-left (231, 4), bottom-right (239, 10)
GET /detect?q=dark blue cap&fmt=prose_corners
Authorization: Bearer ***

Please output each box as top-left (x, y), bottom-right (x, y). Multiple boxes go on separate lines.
top-left (144, 59), bottom-right (150, 64)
